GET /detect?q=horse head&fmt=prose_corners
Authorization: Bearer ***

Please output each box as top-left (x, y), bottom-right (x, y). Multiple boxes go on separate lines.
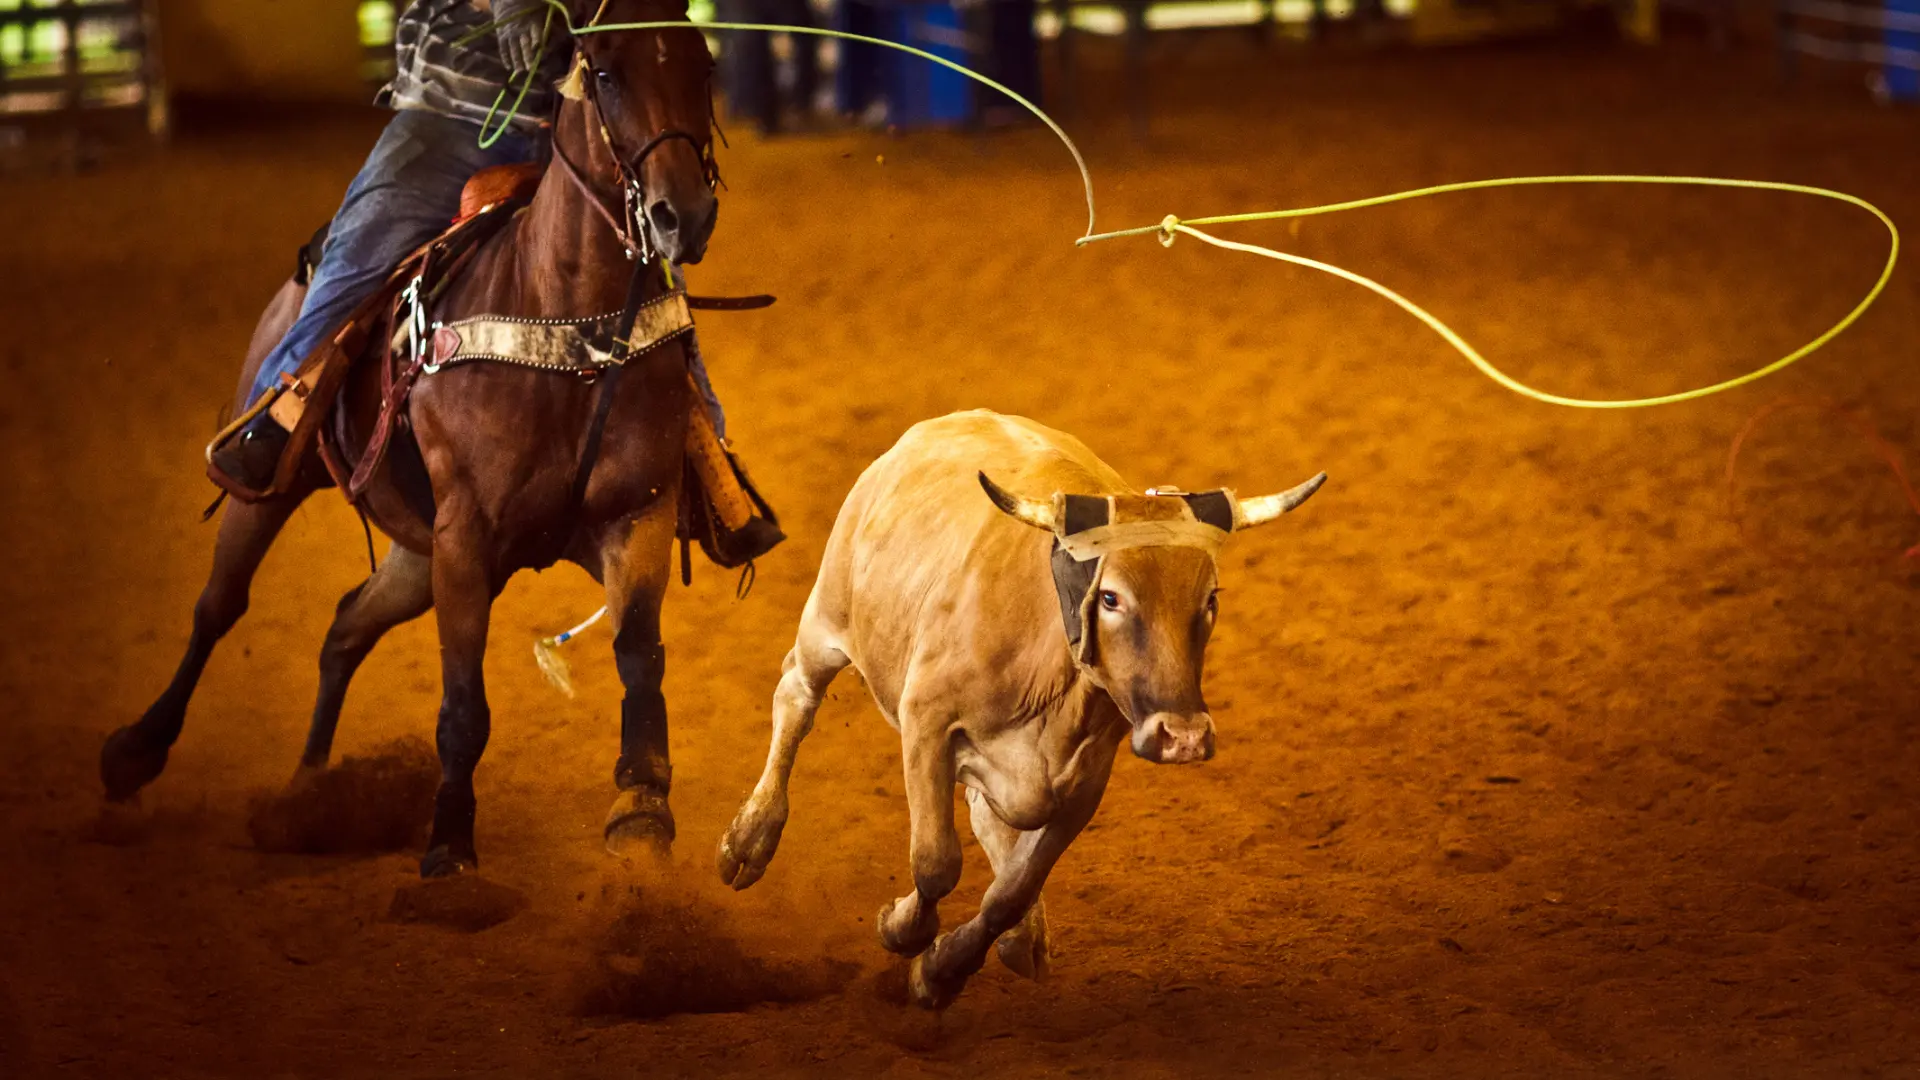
top-left (564, 0), bottom-right (719, 264)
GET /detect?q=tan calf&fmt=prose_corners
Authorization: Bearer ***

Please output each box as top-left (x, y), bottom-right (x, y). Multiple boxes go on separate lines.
top-left (717, 410), bottom-right (1324, 1008)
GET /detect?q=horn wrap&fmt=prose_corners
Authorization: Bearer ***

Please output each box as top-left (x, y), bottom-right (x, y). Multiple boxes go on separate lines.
top-left (1234, 472), bottom-right (1328, 528)
top-left (979, 472), bottom-right (1057, 530)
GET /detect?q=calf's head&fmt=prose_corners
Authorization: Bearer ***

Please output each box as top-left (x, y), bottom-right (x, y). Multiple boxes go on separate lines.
top-left (980, 471), bottom-right (1327, 764)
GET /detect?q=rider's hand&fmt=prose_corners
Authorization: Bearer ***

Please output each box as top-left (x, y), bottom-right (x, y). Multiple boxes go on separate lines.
top-left (493, 0), bottom-right (550, 76)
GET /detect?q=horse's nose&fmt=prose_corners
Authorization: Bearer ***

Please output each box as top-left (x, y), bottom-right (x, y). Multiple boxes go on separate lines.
top-left (647, 199), bottom-right (680, 241)
top-left (648, 193), bottom-right (717, 264)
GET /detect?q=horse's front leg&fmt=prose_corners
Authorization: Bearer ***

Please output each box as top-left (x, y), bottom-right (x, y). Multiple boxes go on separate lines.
top-left (598, 494), bottom-right (681, 859)
top-left (420, 508), bottom-right (501, 878)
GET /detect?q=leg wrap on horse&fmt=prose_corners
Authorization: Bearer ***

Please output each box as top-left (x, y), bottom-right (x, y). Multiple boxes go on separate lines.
top-left (615, 689), bottom-right (673, 793)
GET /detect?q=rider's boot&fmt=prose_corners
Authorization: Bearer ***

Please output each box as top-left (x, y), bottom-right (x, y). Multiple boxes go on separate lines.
top-left (686, 406), bottom-right (785, 567)
top-left (207, 410), bottom-right (291, 501)
top-left (712, 452), bottom-right (786, 565)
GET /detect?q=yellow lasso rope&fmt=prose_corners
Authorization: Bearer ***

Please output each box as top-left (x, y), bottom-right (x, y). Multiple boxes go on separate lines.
top-left (1080, 178), bottom-right (1899, 409)
top-left (546, 15), bottom-right (1898, 413)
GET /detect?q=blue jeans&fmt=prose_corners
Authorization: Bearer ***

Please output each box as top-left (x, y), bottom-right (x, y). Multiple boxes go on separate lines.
top-left (250, 109), bottom-right (538, 405)
top-left (249, 109), bottom-right (729, 440)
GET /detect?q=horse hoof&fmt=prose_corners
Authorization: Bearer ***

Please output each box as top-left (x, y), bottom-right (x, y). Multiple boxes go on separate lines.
top-left (907, 947), bottom-right (960, 1011)
top-left (604, 788), bottom-right (674, 860)
top-left (419, 845), bottom-right (478, 879)
top-left (876, 898), bottom-right (938, 957)
top-left (100, 726), bottom-right (168, 802)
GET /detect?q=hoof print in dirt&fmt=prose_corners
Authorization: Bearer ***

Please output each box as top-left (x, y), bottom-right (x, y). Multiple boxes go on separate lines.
top-left (388, 875), bottom-right (526, 932)
top-left (575, 891), bottom-right (855, 1019)
top-left (1436, 823), bottom-right (1513, 875)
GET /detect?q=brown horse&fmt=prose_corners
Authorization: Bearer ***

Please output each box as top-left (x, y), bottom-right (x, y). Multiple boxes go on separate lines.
top-left (99, 0), bottom-right (721, 877)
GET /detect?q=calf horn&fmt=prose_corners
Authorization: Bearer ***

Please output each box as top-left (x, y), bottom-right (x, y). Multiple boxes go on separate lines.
top-left (979, 472), bottom-right (1057, 530)
top-left (1236, 472), bottom-right (1329, 528)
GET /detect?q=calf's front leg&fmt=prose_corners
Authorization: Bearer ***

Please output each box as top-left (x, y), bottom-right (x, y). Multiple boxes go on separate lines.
top-left (718, 624), bottom-right (850, 889)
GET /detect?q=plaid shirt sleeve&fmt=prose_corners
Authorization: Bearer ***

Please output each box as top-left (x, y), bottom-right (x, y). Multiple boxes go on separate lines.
top-left (381, 0), bottom-right (569, 133)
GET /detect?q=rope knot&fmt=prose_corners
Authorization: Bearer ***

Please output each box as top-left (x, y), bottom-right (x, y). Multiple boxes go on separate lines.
top-left (1157, 214), bottom-right (1181, 247)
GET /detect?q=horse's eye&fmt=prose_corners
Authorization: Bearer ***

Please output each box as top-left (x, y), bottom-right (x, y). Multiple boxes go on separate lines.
top-left (1099, 590), bottom-right (1121, 611)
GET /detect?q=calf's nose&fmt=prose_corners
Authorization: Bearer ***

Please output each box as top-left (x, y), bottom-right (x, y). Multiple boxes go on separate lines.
top-left (1133, 712), bottom-right (1216, 764)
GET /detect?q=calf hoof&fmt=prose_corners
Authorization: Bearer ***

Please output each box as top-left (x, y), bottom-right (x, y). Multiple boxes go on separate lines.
top-left (100, 726), bottom-right (169, 803)
top-left (419, 844), bottom-right (478, 879)
top-left (996, 923), bottom-right (1050, 981)
top-left (716, 797), bottom-right (787, 890)
top-left (604, 788), bottom-right (674, 860)
top-left (907, 945), bottom-right (962, 1011)
top-left (877, 897), bottom-right (939, 957)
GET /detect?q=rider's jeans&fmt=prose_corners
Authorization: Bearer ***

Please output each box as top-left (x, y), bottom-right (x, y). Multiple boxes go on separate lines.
top-left (246, 107), bottom-right (728, 440)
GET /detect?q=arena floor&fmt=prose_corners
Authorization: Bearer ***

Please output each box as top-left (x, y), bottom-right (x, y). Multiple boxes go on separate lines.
top-left (3, 32), bottom-right (1918, 1079)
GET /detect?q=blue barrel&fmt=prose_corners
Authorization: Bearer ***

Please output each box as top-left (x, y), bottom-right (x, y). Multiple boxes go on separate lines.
top-left (1889, 0), bottom-right (1920, 101)
top-left (833, 2), bottom-right (973, 127)
top-left (880, 3), bottom-right (974, 126)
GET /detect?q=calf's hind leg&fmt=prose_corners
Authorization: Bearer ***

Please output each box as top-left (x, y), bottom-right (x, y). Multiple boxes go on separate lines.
top-left (965, 786), bottom-right (1050, 980)
top-left (297, 545), bottom-right (434, 773)
top-left (717, 621), bottom-right (850, 889)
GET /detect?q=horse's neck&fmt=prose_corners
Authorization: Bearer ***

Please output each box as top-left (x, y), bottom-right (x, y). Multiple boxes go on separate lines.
top-left (506, 106), bottom-right (656, 316)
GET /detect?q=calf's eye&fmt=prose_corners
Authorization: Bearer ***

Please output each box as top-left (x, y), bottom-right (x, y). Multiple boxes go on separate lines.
top-left (1098, 590), bottom-right (1121, 611)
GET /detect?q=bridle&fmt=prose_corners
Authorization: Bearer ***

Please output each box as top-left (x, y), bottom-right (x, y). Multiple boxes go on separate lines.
top-left (548, 26), bottom-right (720, 264)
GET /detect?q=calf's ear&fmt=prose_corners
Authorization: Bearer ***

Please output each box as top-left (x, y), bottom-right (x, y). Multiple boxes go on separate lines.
top-left (979, 472), bottom-right (1057, 531)
top-left (1234, 472), bottom-right (1329, 529)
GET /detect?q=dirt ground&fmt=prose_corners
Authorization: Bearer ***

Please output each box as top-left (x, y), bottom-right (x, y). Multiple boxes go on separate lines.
top-left (3, 32), bottom-right (1919, 1079)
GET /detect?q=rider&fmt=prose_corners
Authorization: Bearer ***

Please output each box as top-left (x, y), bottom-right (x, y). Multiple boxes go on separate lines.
top-left (208, 0), bottom-right (782, 564)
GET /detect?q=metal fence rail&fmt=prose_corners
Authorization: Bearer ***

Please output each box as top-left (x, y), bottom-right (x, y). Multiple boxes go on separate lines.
top-left (0, 0), bottom-right (163, 134)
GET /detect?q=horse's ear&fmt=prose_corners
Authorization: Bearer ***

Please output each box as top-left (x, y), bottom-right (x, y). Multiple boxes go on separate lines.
top-left (556, 52), bottom-right (587, 101)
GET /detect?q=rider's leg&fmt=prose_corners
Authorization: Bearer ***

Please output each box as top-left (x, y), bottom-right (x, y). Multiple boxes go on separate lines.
top-left (211, 109), bottom-right (540, 494)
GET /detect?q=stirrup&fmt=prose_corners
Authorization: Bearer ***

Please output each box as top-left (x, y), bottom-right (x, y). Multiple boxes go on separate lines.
top-left (204, 392), bottom-right (291, 504)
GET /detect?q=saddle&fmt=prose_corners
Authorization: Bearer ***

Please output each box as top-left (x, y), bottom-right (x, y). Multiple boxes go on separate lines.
top-left (220, 164), bottom-right (542, 507)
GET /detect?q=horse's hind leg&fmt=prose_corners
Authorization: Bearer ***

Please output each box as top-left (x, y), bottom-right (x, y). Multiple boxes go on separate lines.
top-left (597, 498), bottom-right (681, 859)
top-left (101, 494), bottom-right (303, 801)
top-left (298, 545), bottom-right (434, 773)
